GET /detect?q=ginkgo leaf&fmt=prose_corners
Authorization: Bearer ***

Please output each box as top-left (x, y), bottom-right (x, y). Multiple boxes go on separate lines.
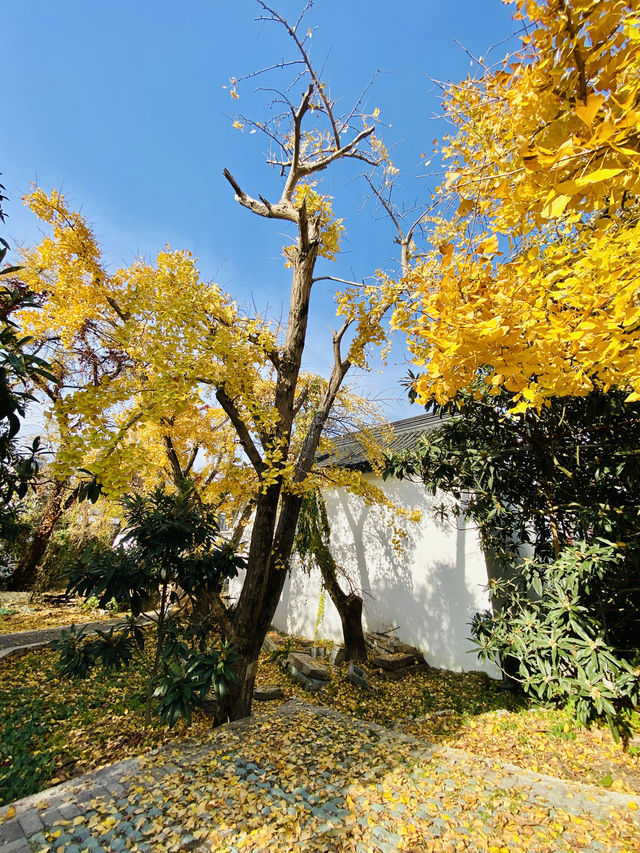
top-left (478, 235), bottom-right (500, 256)
top-left (457, 198), bottom-right (475, 216)
top-left (575, 167), bottom-right (624, 187)
top-left (575, 93), bottom-right (605, 127)
top-left (540, 194), bottom-right (571, 219)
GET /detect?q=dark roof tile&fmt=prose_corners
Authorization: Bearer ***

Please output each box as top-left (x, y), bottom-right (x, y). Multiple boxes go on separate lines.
top-left (316, 413), bottom-right (447, 470)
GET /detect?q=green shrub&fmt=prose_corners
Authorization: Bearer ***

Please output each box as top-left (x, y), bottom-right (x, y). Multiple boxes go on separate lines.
top-left (472, 542), bottom-right (640, 740)
top-left (58, 484), bottom-right (244, 726)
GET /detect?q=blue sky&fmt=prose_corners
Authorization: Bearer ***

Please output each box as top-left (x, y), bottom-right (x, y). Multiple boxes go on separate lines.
top-left (4, 1), bottom-right (520, 419)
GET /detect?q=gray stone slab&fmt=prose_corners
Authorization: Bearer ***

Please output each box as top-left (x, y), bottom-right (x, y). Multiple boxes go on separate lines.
top-left (286, 663), bottom-right (327, 692)
top-left (254, 684), bottom-right (284, 701)
top-left (261, 634), bottom-right (278, 654)
top-left (308, 646), bottom-right (329, 659)
top-left (347, 662), bottom-right (369, 688)
top-left (287, 652), bottom-right (330, 681)
top-left (372, 651), bottom-right (420, 671)
top-left (330, 646), bottom-right (346, 666)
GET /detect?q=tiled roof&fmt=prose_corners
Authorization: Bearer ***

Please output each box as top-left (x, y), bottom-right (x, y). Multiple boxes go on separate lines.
top-left (316, 412), bottom-right (447, 471)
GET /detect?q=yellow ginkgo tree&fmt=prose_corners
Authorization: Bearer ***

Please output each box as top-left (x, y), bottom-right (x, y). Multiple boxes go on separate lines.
top-left (394, 0), bottom-right (640, 411)
top-left (11, 188), bottom-right (259, 589)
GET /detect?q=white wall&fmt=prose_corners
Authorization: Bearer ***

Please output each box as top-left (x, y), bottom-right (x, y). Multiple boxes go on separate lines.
top-left (272, 474), bottom-right (501, 677)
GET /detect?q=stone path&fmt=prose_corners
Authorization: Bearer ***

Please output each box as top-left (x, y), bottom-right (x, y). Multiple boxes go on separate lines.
top-left (1, 699), bottom-right (638, 852)
top-left (0, 618), bottom-right (144, 660)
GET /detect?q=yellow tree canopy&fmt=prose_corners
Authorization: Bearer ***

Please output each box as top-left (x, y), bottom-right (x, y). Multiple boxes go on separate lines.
top-left (18, 189), bottom-right (398, 524)
top-left (19, 188), bottom-right (263, 503)
top-left (394, 0), bottom-right (640, 410)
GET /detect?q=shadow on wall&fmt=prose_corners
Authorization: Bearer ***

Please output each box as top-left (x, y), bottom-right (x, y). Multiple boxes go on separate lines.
top-left (325, 474), bottom-right (495, 674)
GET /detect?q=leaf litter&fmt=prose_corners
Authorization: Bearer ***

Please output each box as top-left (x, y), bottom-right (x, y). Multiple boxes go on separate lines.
top-left (1, 633), bottom-right (639, 850)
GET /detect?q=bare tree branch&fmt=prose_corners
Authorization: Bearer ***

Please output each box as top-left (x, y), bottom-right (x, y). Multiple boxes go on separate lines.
top-left (215, 386), bottom-right (265, 475)
top-left (223, 168), bottom-right (298, 222)
top-left (257, 0), bottom-right (341, 149)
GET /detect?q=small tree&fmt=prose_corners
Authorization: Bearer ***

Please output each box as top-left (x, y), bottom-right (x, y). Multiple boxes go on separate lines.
top-left (61, 483), bottom-right (244, 724)
top-left (294, 489), bottom-right (368, 662)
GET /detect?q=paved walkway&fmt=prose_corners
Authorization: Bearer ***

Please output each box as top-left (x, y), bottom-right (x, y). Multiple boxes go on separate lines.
top-left (1, 699), bottom-right (638, 852)
top-left (0, 618), bottom-right (144, 660)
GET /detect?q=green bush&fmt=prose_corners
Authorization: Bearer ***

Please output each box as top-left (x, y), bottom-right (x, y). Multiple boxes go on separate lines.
top-left (472, 542), bottom-right (640, 739)
top-left (58, 483), bottom-right (244, 726)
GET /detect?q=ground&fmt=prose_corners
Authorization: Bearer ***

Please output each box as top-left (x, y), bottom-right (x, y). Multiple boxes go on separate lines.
top-left (0, 604), bottom-right (638, 851)
top-left (0, 592), bottom-right (125, 635)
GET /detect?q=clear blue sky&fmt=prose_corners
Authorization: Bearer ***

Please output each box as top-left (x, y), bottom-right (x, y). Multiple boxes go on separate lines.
top-left (4, 1), bottom-right (520, 419)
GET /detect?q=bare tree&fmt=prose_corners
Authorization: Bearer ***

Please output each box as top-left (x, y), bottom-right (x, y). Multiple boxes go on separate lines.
top-left (210, 1), bottom-right (407, 721)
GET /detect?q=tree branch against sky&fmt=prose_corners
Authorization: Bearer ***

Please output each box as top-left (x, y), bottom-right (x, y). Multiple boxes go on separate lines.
top-left (2, 0), bottom-right (519, 418)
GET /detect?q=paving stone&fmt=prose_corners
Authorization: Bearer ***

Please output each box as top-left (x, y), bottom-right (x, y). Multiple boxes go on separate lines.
top-left (0, 820), bottom-right (23, 843)
top-left (59, 801), bottom-right (82, 820)
top-left (17, 810), bottom-right (43, 837)
top-left (2, 840), bottom-right (32, 853)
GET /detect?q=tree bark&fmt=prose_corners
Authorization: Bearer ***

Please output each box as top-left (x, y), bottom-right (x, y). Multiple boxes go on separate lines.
top-left (310, 523), bottom-right (367, 662)
top-left (8, 478), bottom-right (71, 591)
top-left (336, 593), bottom-right (368, 663)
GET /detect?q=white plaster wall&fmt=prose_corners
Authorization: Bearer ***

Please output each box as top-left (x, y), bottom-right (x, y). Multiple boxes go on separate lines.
top-left (272, 474), bottom-right (500, 677)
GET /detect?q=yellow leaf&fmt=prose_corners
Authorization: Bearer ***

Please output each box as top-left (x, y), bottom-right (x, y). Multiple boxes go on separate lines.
top-left (372, 107), bottom-right (380, 119)
top-left (541, 193), bottom-right (570, 219)
top-left (575, 93), bottom-right (605, 127)
top-left (627, 800), bottom-right (638, 810)
top-left (575, 167), bottom-right (624, 187)
top-left (479, 234), bottom-right (500, 256)
top-left (445, 171), bottom-right (460, 190)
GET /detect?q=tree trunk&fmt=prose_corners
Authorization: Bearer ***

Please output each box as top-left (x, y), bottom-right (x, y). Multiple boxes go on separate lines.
top-left (315, 542), bottom-right (367, 662)
top-left (8, 478), bottom-right (69, 591)
top-left (335, 592), bottom-right (368, 663)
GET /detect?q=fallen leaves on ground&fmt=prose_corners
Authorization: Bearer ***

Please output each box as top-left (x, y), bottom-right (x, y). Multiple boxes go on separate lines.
top-left (255, 650), bottom-right (640, 795)
top-left (34, 708), bottom-right (640, 852)
top-left (1, 627), bottom-right (639, 852)
top-left (0, 597), bottom-right (125, 635)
